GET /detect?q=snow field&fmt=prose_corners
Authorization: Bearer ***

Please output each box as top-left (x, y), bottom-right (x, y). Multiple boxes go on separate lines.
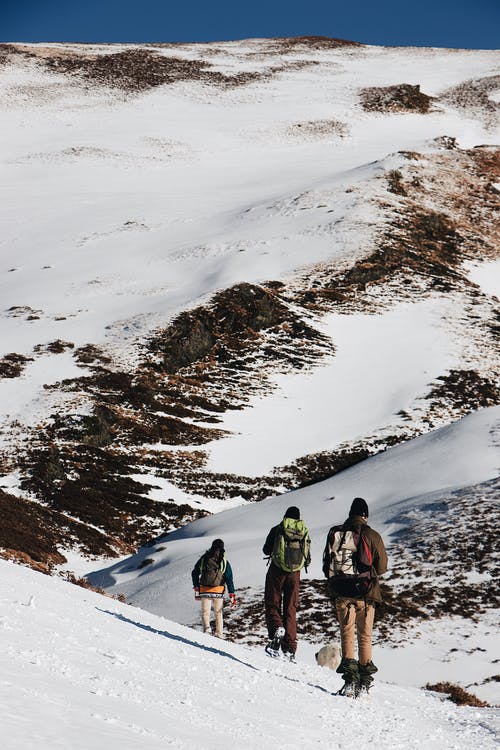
top-left (1, 559), bottom-right (498, 750)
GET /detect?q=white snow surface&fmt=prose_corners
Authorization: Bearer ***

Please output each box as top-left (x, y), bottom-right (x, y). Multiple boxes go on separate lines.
top-left (1, 43), bottom-right (499, 461)
top-left (1, 558), bottom-right (498, 750)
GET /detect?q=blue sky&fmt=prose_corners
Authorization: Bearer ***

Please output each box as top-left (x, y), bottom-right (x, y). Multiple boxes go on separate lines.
top-left (1, 0), bottom-right (499, 49)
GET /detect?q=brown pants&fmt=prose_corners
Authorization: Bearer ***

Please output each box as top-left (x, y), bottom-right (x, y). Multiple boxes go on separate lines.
top-left (201, 597), bottom-right (223, 638)
top-left (335, 598), bottom-right (375, 664)
top-left (264, 564), bottom-right (300, 653)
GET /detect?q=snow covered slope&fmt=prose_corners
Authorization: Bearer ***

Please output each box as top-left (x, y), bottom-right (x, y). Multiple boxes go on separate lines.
top-left (0, 40), bottom-right (499, 565)
top-left (1, 558), bottom-right (498, 750)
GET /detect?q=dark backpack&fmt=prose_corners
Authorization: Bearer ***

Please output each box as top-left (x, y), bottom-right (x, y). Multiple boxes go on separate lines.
top-left (323, 524), bottom-right (374, 599)
top-left (272, 518), bottom-right (311, 573)
top-left (199, 550), bottom-right (226, 587)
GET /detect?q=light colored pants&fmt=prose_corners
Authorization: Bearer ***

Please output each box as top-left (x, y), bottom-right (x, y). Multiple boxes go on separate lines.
top-left (201, 597), bottom-right (223, 638)
top-left (335, 598), bottom-right (375, 664)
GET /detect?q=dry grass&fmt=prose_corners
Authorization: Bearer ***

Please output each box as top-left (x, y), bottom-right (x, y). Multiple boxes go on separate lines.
top-left (0, 353), bottom-right (33, 378)
top-left (425, 682), bottom-right (489, 707)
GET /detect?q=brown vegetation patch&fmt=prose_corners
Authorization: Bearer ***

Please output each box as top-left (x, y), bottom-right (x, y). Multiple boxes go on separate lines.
top-left (34, 339), bottom-right (75, 354)
top-left (386, 169), bottom-right (407, 196)
top-left (7, 305), bottom-right (43, 319)
top-left (341, 210), bottom-right (464, 293)
top-left (360, 84), bottom-right (432, 114)
top-left (73, 344), bottom-right (112, 366)
top-left (271, 36), bottom-right (362, 53)
top-left (0, 488), bottom-right (116, 570)
top-left (442, 74), bottom-right (500, 128)
top-left (149, 282), bottom-right (291, 372)
top-left (287, 119), bottom-right (348, 139)
top-left (8, 46), bottom-right (260, 93)
top-left (379, 477), bottom-right (500, 636)
top-left (0, 353), bottom-right (33, 378)
top-left (18, 438), bottom-right (207, 554)
top-left (426, 370), bottom-right (500, 413)
top-left (425, 682), bottom-right (489, 708)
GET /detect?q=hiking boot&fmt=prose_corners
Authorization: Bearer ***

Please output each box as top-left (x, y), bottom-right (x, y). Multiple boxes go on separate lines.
top-left (265, 626), bottom-right (285, 657)
top-left (338, 680), bottom-right (359, 698)
top-left (283, 651), bottom-right (296, 664)
top-left (359, 660), bottom-right (378, 689)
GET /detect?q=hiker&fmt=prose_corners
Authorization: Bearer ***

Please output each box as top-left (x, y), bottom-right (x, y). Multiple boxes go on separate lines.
top-left (322, 497), bottom-right (388, 697)
top-left (263, 506), bottom-right (311, 662)
top-left (192, 538), bottom-right (236, 638)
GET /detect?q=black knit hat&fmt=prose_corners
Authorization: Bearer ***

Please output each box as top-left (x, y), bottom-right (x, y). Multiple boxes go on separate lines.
top-left (284, 506), bottom-right (300, 520)
top-left (210, 538), bottom-right (224, 550)
top-left (349, 497), bottom-right (369, 518)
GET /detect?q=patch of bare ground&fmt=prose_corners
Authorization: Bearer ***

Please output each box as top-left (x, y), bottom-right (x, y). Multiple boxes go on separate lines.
top-left (3, 45), bottom-right (280, 93)
top-left (360, 84), bottom-right (433, 113)
top-left (377, 477), bottom-right (500, 640)
top-left (18, 435), bottom-right (208, 554)
top-left (34, 339), bottom-right (75, 355)
top-left (269, 36), bottom-right (363, 53)
top-left (73, 344), bottom-right (111, 366)
top-left (0, 353), bottom-right (33, 378)
top-left (0, 487), bottom-right (126, 572)
top-left (6, 305), bottom-right (43, 319)
top-left (425, 682), bottom-right (489, 708)
top-left (286, 119), bottom-right (348, 139)
top-left (425, 369), bottom-right (500, 416)
top-left (291, 144), bottom-right (499, 315)
top-left (442, 74), bottom-right (500, 128)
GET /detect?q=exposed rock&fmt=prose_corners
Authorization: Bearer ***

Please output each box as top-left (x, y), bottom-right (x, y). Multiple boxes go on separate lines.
top-left (360, 83), bottom-right (433, 114)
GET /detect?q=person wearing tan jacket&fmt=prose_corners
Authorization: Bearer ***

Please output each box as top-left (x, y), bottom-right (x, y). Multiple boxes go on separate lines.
top-left (323, 497), bottom-right (388, 697)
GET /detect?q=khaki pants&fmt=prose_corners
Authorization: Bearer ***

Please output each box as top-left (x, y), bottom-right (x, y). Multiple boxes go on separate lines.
top-left (201, 597), bottom-right (223, 638)
top-left (335, 598), bottom-right (375, 665)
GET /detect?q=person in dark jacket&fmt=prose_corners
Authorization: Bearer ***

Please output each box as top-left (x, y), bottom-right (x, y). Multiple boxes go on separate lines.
top-left (192, 538), bottom-right (236, 638)
top-left (323, 497), bottom-right (388, 696)
top-left (263, 506), bottom-right (311, 661)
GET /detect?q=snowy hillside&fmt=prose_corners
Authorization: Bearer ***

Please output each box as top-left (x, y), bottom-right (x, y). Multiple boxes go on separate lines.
top-left (0, 38), bottom-right (499, 568)
top-left (1, 558), bottom-right (498, 750)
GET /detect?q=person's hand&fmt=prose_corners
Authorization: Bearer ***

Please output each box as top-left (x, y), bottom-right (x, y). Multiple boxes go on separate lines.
top-left (229, 593), bottom-right (237, 608)
top-left (194, 587), bottom-right (200, 600)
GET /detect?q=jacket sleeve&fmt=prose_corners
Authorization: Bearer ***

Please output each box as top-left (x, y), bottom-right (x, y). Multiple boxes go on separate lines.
top-left (263, 526), bottom-right (277, 556)
top-left (322, 529), bottom-right (332, 578)
top-left (191, 556), bottom-right (202, 587)
top-left (223, 560), bottom-right (235, 594)
top-left (373, 533), bottom-right (388, 577)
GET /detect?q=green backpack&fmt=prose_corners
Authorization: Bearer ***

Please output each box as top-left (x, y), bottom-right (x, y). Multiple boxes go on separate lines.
top-left (272, 518), bottom-right (310, 573)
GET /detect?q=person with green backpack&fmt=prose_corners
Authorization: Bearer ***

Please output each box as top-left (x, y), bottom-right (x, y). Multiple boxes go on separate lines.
top-left (192, 538), bottom-right (236, 638)
top-left (263, 506), bottom-right (311, 661)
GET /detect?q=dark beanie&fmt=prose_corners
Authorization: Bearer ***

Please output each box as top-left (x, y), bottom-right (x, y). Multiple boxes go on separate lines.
top-left (284, 506), bottom-right (300, 520)
top-left (211, 538), bottom-right (224, 550)
top-left (349, 497), bottom-right (369, 518)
